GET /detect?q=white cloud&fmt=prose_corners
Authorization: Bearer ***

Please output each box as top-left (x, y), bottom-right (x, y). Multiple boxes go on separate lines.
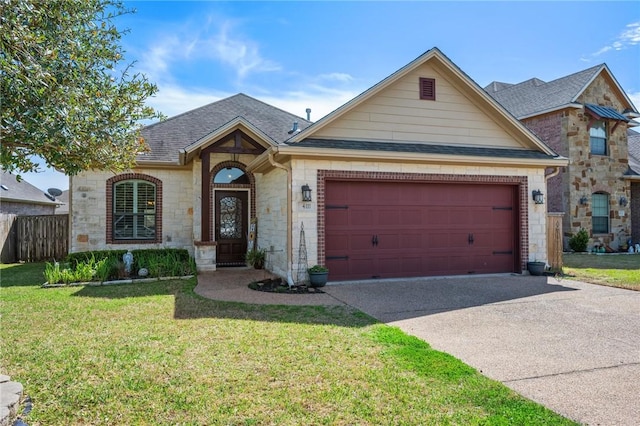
top-left (146, 85), bottom-right (230, 118)
top-left (318, 72), bottom-right (354, 83)
top-left (202, 22), bottom-right (281, 79)
top-left (628, 91), bottom-right (640, 110)
top-left (588, 21), bottom-right (640, 58)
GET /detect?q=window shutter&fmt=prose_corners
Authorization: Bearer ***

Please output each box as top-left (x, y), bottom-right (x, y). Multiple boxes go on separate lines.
top-left (419, 77), bottom-right (436, 100)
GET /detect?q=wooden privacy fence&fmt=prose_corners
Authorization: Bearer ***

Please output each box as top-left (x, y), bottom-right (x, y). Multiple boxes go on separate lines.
top-left (547, 213), bottom-right (564, 271)
top-left (12, 215), bottom-right (69, 262)
top-left (0, 214), bottom-right (18, 263)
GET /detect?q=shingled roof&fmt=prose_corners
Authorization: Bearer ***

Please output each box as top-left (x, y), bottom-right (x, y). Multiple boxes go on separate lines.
top-left (628, 129), bottom-right (640, 176)
top-left (0, 171), bottom-right (60, 206)
top-left (291, 138), bottom-right (557, 160)
top-left (484, 65), bottom-right (603, 118)
top-left (139, 93), bottom-right (312, 163)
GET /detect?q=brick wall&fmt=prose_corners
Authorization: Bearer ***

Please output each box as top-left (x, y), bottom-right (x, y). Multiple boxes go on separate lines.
top-left (0, 202), bottom-right (56, 215)
top-left (522, 112), bottom-right (566, 214)
top-left (631, 182), bottom-right (640, 244)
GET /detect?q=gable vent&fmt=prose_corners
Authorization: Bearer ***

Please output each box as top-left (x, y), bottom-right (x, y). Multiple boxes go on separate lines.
top-left (419, 77), bottom-right (436, 100)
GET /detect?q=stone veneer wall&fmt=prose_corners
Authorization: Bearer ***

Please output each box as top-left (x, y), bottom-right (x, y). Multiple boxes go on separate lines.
top-left (288, 158), bottom-right (547, 272)
top-left (254, 166), bottom-right (288, 278)
top-left (71, 168), bottom-right (194, 253)
top-left (523, 73), bottom-right (631, 249)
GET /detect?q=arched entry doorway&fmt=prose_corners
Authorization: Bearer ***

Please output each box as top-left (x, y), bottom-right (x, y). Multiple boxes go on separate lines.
top-left (210, 162), bottom-right (254, 266)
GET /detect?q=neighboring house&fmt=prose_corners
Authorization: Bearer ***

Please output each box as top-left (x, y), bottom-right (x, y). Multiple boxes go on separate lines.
top-left (485, 65), bottom-right (639, 250)
top-left (0, 171), bottom-right (60, 215)
top-left (71, 48), bottom-right (567, 282)
top-left (54, 190), bottom-right (69, 215)
top-left (628, 129), bottom-right (640, 244)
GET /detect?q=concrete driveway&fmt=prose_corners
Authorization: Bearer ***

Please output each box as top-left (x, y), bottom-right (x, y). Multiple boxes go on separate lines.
top-left (323, 274), bottom-right (640, 425)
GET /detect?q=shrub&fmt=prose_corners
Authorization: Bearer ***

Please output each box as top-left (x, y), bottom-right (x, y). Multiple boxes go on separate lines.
top-left (44, 248), bottom-right (195, 284)
top-left (568, 228), bottom-right (589, 252)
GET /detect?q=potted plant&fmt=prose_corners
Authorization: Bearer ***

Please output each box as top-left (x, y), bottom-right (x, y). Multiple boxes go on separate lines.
top-left (308, 264), bottom-right (329, 287)
top-left (526, 260), bottom-right (546, 276)
top-left (246, 248), bottom-right (266, 269)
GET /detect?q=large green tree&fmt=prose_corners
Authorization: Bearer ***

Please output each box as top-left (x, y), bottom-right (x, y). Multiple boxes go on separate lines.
top-left (0, 0), bottom-right (161, 176)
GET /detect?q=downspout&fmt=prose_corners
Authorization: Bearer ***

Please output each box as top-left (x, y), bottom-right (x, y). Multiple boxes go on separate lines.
top-left (267, 151), bottom-right (294, 286)
top-left (545, 166), bottom-right (561, 181)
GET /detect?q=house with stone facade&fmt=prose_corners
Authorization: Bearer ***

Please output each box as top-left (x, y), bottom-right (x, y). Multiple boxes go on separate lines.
top-left (485, 65), bottom-right (639, 251)
top-left (70, 48), bottom-right (568, 283)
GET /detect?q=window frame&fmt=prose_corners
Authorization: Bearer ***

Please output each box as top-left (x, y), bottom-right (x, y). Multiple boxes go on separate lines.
top-left (589, 120), bottom-right (607, 156)
top-left (106, 174), bottom-right (162, 244)
top-left (591, 192), bottom-right (609, 234)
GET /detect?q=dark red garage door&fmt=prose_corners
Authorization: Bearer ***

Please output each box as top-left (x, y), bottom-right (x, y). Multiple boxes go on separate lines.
top-left (325, 180), bottom-right (518, 281)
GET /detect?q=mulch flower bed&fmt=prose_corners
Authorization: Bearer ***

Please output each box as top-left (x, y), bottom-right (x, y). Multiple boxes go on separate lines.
top-left (248, 278), bottom-right (325, 294)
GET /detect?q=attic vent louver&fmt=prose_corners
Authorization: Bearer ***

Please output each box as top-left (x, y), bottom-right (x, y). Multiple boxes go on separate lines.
top-left (419, 77), bottom-right (436, 101)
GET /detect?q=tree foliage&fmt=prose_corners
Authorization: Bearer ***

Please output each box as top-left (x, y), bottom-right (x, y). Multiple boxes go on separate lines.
top-left (0, 0), bottom-right (162, 176)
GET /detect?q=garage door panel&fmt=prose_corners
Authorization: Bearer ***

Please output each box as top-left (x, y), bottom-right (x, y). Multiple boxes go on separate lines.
top-left (325, 233), bottom-right (349, 252)
top-left (325, 181), bottom-right (517, 280)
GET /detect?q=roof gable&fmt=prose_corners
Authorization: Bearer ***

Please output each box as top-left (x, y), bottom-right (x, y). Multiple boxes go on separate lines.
top-left (140, 93), bottom-right (312, 164)
top-left (485, 64), bottom-right (638, 119)
top-left (289, 48), bottom-right (554, 154)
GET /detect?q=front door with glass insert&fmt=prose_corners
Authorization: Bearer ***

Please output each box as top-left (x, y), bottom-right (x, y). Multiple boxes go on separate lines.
top-left (215, 191), bottom-right (248, 265)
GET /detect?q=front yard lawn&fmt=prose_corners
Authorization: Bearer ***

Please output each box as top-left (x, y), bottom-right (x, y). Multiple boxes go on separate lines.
top-left (0, 263), bottom-right (575, 425)
top-left (562, 253), bottom-right (640, 290)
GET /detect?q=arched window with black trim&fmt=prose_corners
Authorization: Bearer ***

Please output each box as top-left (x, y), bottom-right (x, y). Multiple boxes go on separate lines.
top-left (592, 192), bottom-right (609, 234)
top-left (113, 180), bottom-right (157, 240)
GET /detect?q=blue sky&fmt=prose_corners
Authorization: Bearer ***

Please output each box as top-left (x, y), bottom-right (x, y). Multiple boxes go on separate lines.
top-left (21, 1), bottom-right (640, 191)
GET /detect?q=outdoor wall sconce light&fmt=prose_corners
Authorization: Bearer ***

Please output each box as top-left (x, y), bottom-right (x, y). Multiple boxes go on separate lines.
top-left (619, 196), bottom-right (628, 207)
top-left (532, 189), bottom-right (544, 204)
top-left (579, 195), bottom-right (589, 205)
top-left (301, 184), bottom-right (312, 202)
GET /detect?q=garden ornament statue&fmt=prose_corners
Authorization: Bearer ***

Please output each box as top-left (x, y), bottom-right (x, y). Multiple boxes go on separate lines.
top-left (123, 250), bottom-right (134, 274)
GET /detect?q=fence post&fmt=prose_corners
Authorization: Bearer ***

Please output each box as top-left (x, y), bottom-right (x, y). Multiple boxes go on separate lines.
top-left (547, 213), bottom-right (564, 271)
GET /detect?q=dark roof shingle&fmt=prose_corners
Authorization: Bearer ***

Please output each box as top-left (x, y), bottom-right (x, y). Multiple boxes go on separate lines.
top-left (484, 65), bottom-right (603, 118)
top-left (290, 139), bottom-right (557, 160)
top-left (627, 130), bottom-right (640, 176)
top-left (140, 93), bottom-right (312, 163)
top-left (0, 171), bottom-right (59, 205)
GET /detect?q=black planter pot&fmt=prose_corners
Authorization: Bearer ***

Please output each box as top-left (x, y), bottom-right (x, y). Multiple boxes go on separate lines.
top-left (527, 261), bottom-right (546, 276)
top-left (309, 272), bottom-right (328, 287)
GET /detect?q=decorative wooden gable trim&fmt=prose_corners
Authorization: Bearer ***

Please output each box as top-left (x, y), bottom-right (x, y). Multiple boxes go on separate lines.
top-left (201, 129), bottom-right (266, 156)
top-left (419, 77), bottom-right (436, 100)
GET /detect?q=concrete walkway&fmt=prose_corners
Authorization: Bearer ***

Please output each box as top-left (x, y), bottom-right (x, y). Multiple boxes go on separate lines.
top-left (195, 271), bottom-right (640, 425)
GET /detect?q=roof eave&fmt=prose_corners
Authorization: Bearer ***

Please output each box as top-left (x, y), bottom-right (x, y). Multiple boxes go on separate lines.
top-left (251, 145), bottom-right (568, 169)
top-left (518, 103), bottom-right (583, 120)
top-left (180, 117), bottom-right (278, 164)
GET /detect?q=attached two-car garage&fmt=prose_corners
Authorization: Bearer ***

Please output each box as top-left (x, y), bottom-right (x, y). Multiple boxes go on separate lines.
top-left (324, 180), bottom-right (520, 281)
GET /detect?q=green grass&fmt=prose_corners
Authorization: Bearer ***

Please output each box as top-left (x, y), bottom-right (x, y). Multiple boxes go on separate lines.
top-left (0, 263), bottom-right (575, 425)
top-left (562, 253), bottom-right (640, 290)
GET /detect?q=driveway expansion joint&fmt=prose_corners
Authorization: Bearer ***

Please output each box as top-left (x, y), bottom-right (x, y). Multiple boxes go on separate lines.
top-left (503, 362), bottom-right (640, 384)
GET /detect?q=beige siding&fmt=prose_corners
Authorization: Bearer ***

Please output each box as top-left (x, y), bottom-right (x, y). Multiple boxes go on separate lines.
top-left (313, 63), bottom-right (524, 149)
